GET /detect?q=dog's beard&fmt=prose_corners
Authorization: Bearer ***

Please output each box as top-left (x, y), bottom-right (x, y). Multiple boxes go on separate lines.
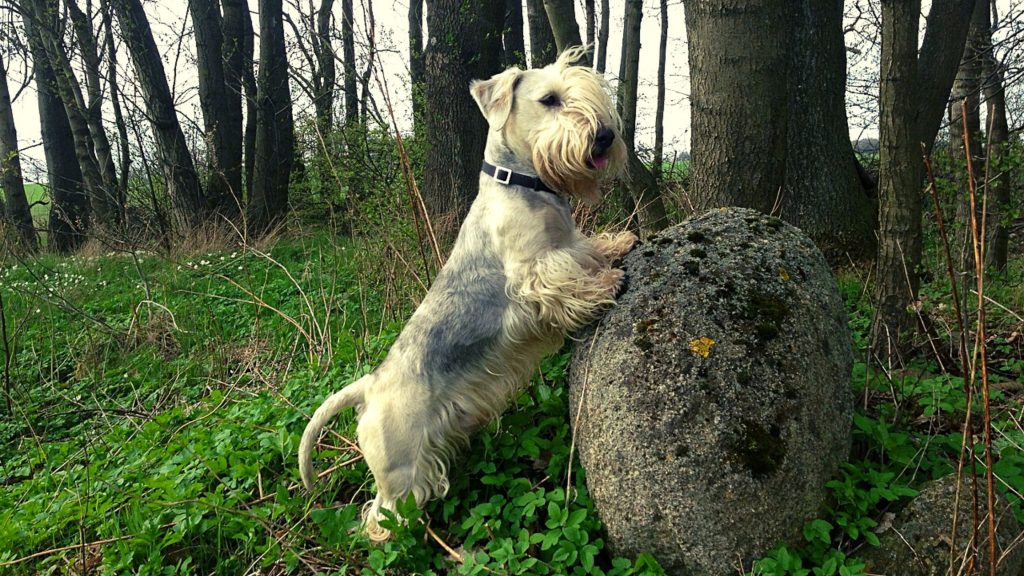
top-left (532, 116), bottom-right (626, 206)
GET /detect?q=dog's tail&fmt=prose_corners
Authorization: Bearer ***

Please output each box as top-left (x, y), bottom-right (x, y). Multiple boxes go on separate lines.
top-left (299, 376), bottom-right (369, 491)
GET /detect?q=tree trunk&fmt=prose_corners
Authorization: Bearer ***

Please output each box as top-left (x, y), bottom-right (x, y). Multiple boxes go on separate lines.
top-left (222, 0), bottom-right (247, 211)
top-left (948, 0), bottom-right (985, 270)
top-left (358, 0), bottom-right (376, 123)
top-left (872, 0), bottom-right (923, 355)
top-left (526, 0), bottom-right (557, 68)
top-left (24, 0), bottom-right (114, 228)
top-left (103, 0), bottom-right (131, 207)
top-left (684, 0), bottom-right (790, 213)
top-left (871, 0), bottom-right (974, 356)
top-left (0, 52), bottom-right (38, 251)
top-left (241, 0), bottom-right (257, 202)
top-left (65, 0), bottom-right (122, 226)
top-left (341, 0), bottom-right (358, 123)
top-left (596, 0), bottom-right (609, 73)
top-left (246, 0), bottom-right (295, 236)
top-left (652, 0), bottom-right (667, 180)
top-left (544, 0), bottom-right (585, 62)
top-left (617, 0), bottom-right (668, 234)
top-left (981, 2), bottom-right (1010, 273)
top-left (409, 0), bottom-right (426, 133)
top-left (112, 0), bottom-right (208, 230)
top-left (423, 0), bottom-right (504, 233)
top-left (780, 0), bottom-right (875, 258)
top-left (585, 0), bottom-right (595, 49)
top-left (503, 0), bottom-right (526, 69)
top-left (190, 0), bottom-right (243, 220)
top-left (24, 11), bottom-right (89, 252)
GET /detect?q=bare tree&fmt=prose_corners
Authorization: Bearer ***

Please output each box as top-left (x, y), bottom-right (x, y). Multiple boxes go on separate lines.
top-left (341, 0), bottom-right (358, 123)
top-left (617, 0), bottom-right (668, 233)
top-left (111, 0), bottom-right (209, 229)
top-left (0, 50), bottom-right (37, 250)
top-left (24, 8), bottom-right (88, 251)
top-left (652, 0), bottom-right (667, 180)
top-left (246, 0), bottom-right (295, 236)
top-left (871, 0), bottom-right (974, 354)
top-left (982, 0), bottom-right (1011, 272)
top-left (221, 0), bottom-right (247, 208)
top-left (102, 0), bottom-right (130, 204)
top-left (544, 0), bottom-right (584, 62)
top-left (189, 0), bottom-right (243, 219)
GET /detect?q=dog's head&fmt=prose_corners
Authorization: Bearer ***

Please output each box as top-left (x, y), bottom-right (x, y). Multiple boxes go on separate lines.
top-left (470, 46), bottom-right (627, 204)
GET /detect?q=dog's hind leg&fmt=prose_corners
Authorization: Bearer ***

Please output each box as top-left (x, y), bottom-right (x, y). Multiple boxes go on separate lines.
top-left (356, 394), bottom-right (444, 542)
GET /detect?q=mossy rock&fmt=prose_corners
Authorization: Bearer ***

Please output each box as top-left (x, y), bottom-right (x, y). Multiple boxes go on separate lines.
top-left (569, 207), bottom-right (853, 575)
top-left (859, 475), bottom-right (1024, 575)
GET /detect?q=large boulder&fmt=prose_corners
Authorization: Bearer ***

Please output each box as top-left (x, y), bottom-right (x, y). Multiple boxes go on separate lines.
top-left (860, 475), bottom-right (1024, 575)
top-left (569, 207), bottom-right (853, 574)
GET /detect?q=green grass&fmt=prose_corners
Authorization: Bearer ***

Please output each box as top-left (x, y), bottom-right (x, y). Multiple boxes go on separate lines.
top-left (24, 183), bottom-right (47, 222)
top-left (0, 225), bottom-right (1021, 575)
top-left (0, 236), bottom-right (662, 575)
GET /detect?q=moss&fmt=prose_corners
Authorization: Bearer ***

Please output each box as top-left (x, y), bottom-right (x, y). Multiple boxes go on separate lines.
top-left (733, 420), bottom-right (786, 478)
top-left (690, 247), bottom-right (707, 259)
top-left (633, 319), bottom-right (656, 352)
top-left (731, 291), bottom-right (790, 342)
top-left (652, 235), bottom-right (674, 246)
top-left (765, 217), bottom-right (784, 230)
top-left (683, 260), bottom-right (700, 276)
top-left (686, 230), bottom-right (707, 243)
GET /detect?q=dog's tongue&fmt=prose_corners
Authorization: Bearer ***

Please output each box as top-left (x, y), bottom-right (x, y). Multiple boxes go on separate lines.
top-left (591, 156), bottom-right (609, 169)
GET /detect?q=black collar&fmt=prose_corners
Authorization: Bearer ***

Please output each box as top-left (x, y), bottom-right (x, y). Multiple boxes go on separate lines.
top-left (481, 161), bottom-right (557, 195)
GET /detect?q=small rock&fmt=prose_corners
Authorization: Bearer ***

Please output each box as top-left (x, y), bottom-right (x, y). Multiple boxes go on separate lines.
top-left (860, 474), bottom-right (1024, 575)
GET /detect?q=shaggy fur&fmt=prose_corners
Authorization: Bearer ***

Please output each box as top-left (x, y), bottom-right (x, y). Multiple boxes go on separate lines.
top-left (298, 46), bottom-right (635, 541)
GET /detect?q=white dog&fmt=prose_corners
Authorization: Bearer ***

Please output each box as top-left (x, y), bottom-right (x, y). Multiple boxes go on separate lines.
top-left (299, 46), bottom-right (635, 541)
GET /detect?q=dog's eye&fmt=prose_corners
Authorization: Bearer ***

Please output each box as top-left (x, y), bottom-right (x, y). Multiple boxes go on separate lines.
top-left (539, 93), bottom-right (560, 107)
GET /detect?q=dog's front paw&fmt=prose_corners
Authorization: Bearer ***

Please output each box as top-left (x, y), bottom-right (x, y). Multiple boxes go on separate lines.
top-left (612, 231), bottom-right (639, 259)
top-left (598, 267), bottom-right (626, 296)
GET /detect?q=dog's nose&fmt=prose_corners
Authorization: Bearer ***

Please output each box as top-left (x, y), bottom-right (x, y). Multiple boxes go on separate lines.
top-left (595, 127), bottom-right (615, 148)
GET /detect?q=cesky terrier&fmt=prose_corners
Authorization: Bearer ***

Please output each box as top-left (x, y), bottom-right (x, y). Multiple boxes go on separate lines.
top-left (298, 46), bottom-right (635, 541)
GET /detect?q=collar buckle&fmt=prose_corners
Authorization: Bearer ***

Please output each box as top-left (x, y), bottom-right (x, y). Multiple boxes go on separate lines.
top-left (492, 165), bottom-right (512, 185)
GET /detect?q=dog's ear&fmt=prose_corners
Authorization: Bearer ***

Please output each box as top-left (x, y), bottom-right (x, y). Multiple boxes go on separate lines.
top-left (470, 68), bottom-right (522, 131)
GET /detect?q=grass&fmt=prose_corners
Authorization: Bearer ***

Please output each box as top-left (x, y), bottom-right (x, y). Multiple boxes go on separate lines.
top-left (25, 182), bottom-right (47, 222)
top-left (0, 235), bottom-right (662, 575)
top-left (0, 216), bottom-right (1021, 574)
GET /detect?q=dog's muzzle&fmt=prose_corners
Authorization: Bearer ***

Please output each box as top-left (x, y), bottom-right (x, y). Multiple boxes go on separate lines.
top-left (589, 127), bottom-right (615, 169)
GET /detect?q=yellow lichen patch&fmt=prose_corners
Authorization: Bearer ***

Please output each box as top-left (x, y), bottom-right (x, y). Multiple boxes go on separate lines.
top-left (688, 337), bottom-right (716, 358)
top-left (779, 267), bottom-right (791, 281)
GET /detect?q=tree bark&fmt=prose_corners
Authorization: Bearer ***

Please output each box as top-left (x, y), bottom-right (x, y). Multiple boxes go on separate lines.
top-left (779, 0), bottom-right (875, 258)
top-left (241, 0), bottom-right (257, 202)
top-left (341, 0), bottom-right (358, 123)
top-left (65, 0), bottom-right (121, 225)
top-left (502, 0), bottom-right (526, 69)
top-left (544, 0), bottom-right (585, 62)
top-left (409, 0), bottom-right (426, 133)
top-left (871, 0), bottom-right (974, 355)
top-left (246, 0), bottom-right (295, 236)
top-left (585, 0), bottom-right (595, 49)
top-left (422, 0), bottom-right (504, 233)
top-left (0, 52), bottom-right (38, 251)
top-left (221, 0), bottom-right (247, 211)
top-left (652, 0), bottom-right (667, 180)
top-left (617, 0), bottom-right (668, 234)
top-left (24, 10), bottom-right (89, 252)
top-left (111, 0), bottom-right (208, 229)
top-left (24, 0), bottom-right (114, 228)
top-left (981, 2), bottom-right (1010, 273)
top-left (103, 0), bottom-right (131, 207)
top-left (189, 0), bottom-right (243, 220)
top-left (684, 0), bottom-right (790, 213)
top-left (526, 0), bottom-right (557, 68)
top-left (596, 0), bottom-right (609, 73)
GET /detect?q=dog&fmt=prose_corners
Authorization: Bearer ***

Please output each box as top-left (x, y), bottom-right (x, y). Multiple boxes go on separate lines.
top-left (298, 46), bottom-right (635, 541)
